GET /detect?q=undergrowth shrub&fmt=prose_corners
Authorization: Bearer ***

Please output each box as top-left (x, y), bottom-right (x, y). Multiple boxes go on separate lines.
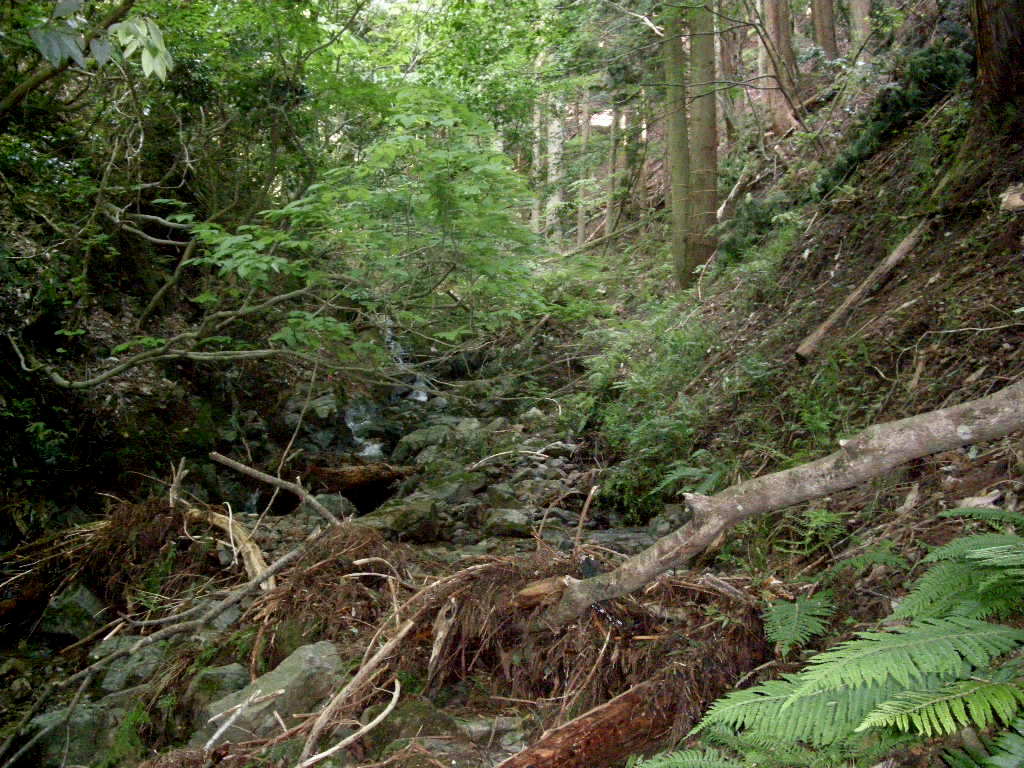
top-left (813, 44), bottom-right (972, 199)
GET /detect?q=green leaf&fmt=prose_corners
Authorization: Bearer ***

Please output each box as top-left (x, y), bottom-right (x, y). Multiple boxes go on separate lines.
top-left (764, 593), bottom-right (835, 657)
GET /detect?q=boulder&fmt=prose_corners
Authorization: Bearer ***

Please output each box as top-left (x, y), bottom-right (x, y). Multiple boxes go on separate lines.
top-left (359, 495), bottom-right (444, 543)
top-left (39, 582), bottom-right (106, 638)
top-left (391, 424), bottom-right (452, 463)
top-left (90, 634), bottom-right (167, 692)
top-left (28, 686), bottom-right (145, 768)
top-left (190, 641), bottom-right (344, 749)
top-left (483, 508), bottom-right (533, 537)
top-left (185, 663), bottom-right (250, 728)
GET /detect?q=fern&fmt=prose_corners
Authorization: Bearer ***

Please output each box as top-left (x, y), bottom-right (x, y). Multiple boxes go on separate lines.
top-left (940, 507), bottom-right (1024, 525)
top-left (821, 541), bottom-right (908, 583)
top-left (857, 669), bottom-right (1024, 736)
top-left (763, 592), bottom-right (835, 657)
top-left (631, 750), bottom-right (744, 768)
top-left (925, 534), bottom-right (1024, 562)
top-left (694, 674), bottom-right (916, 746)
top-left (988, 715), bottom-right (1024, 768)
top-left (788, 617), bottom-right (1024, 698)
top-left (893, 560), bottom-right (997, 619)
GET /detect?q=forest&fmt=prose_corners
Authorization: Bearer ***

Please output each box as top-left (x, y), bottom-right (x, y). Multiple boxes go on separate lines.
top-left (1, 1), bottom-right (1024, 767)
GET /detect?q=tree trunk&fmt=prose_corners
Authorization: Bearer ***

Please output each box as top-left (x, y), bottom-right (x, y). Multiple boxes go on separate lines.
top-left (605, 104), bottom-right (621, 238)
top-left (969, 0), bottom-right (1024, 112)
top-left (761, 0), bottom-right (799, 134)
top-left (688, 2), bottom-right (719, 272)
top-left (811, 0), bottom-right (840, 60)
top-left (663, 6), bottom-right (691, 288)
top-left (577, 90), bottom-right (592, 247)
top-left (528, 378), bottom-right (1024, 627)
top-left (530, 54), bottom-right (547, 235)
top-left (718, 1), bottom-right (745, 143)
top-left (850, 0), bottom-right (872, 61)
top-left (546, 98), bottom-right (565, 250)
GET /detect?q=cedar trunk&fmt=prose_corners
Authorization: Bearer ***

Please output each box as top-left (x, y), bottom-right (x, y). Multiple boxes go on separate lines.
top-left (811, 0), bottom-right (840, 60)
top-left (850, 0), bottom-right (872, 60)
top-left (969, 0), bottom-right (1024, 111)
top-left (761, 0), bottom-right (799, 134)
top-left (688, 2), bottom-right (718, 270)
top-left (663, 6), bottom-right (691, 288)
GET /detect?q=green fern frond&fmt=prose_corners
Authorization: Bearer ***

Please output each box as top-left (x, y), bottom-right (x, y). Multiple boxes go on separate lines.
top-left (856, 672), bottom-right (1024, 737)
top-left (764, 593), bottom-right (835, 657)
top-left (821, 542), bottom-right (908, 583)
top-left (968, 544), bottom-right (1024, 570)
top-left (893, 561), bottom-right (993, 619)
top-left (987, 714), bottom-right (1024, 768)
top-left (943, 747), bottom-right (991, 768)
top-left (925, 535), bottom-right (1024, 563)
top-left (788, 617), bottom-right (1024, 699)
top-left (940, 507), bottom-right (1024, 525)
top-left (632, 749), bottom-right (744, 768)
top-left (694, 674), bottom-right (910, 745)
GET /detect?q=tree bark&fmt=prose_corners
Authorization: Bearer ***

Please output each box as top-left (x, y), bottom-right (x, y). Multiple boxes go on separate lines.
top-left (577, 90), bottom-right (592, 248)
top-left (688, 2), bottom-right (719, 272)
top-left (718, 2), bottom-right (745, 143)
top-left (969, 0), bottom-right (1024, 111)
top-left (761, 0), bottom-right (799, 134)
top-left (850, 0), bottom-right (873, 61)
top-left (605, 104), bottom-right (621, 238)
top-left (663, 6), bottom-right (691, 288)
top-left (530, 54), bottom-right (547, 235)
top-left (529, 378), bottom-right (1024, 627)
top-left (547, 97), bottom-right (565, 250)
top-left (811, 0), bottom-right (840, 60)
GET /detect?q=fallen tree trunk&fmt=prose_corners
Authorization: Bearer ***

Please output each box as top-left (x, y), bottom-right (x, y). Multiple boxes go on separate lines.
top-left (530, 377), bottom-right (1024, 627)
top-left (795, 220), bottom-right (929, 361)
top-left (497, 606), bottom-right (769, 768)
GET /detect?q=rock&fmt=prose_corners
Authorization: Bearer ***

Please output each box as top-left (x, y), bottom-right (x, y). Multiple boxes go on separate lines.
top-left (90, 635), bottom-right (167, 693)
top-left (28, 686), bottom-right (145, 768)
top-left (185, 663), bottom-right (250, 729)
top-left (522, 406), bottom-right (545, 422)
top-left (484, 483), bottom-right (518, 508)
top-left (426, 473), bottom-right (486, 506)
top-left (586, 528), bottom-right (656, 555)
top-left (359, 495), bottom-right (444, 542)
top-left (392, 424), bottom-right (452, 463)
top-left (308, 493), bottom-right (359, 520)
top-left (191, 641), bottom-right (344, 749)
top-left (456, 714), bottom-right (529, 751)
top-left (544, 441), bottom-right (577, 458)
top-left (363, 697), bottom-right (460, 756)
top-left (39, 582), bottom-right (106, 638)
top-left (647, 503), bottom-right (692, 537)
top-left (413, 443), bottom-right (443, 466)
top-left (454, 417), bottom-right (482, 434)
top-left (483, 508), bottom-right (533, 537)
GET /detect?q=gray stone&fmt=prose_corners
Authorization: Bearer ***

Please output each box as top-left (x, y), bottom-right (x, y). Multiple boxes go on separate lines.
top-left (586, 528), bottom-right (657, 555)
top-left (359, 495), bottom-right (443, 542)
top-left (186, 663), bottom-right (250, 728)
top-left (413, 443), bottom-right (443, 466)
top-left (484, 483), bottom-right (518, 508)
top-left (28, 687), bottom-right (145, 768)
top-left (521, 406), bottom-right (544, 422)
top-left (90, 635), bottom-right (167, 692)
top-left (191, 641), bottom-right (343, 749)
top-left (454, 417), bottom-right (482, 434)
top-left (308, 493), bottom-right (359, 520)
top-left (392, 424), bottom-right (452, 463)
top-left (39, 582), bottom-right (106, 638)
top-left (483, 508), bottom-right (533, 537)
top-left (544, 441), bottom-right (578, 458)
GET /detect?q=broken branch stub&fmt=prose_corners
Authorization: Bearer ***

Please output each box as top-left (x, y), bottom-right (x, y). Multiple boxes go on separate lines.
top-left (532, 378), bottom-right (1024, 627)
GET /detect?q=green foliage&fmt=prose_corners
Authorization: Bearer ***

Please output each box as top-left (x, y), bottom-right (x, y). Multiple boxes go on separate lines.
top-left (820, 541), bottom-right (909, 584)
top-left (939, 507), bottom-right (1024, 525)
top-left (94, 703), bottom-right (149, 768)
top-left (631, 750), bottom-right (745, 768)
top-left (684, 528), bottom-right (1024, 767)
top-left (813, 44), bottom-right (972, 199)
top-left (763, 592), bottom-right (835, 658)
top-left (857, 668), bottom-right (1024, 737)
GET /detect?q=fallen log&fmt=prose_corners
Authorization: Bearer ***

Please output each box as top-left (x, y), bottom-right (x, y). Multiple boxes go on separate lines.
top-left (795, 220), bottom-right (929, 362)
top-left (527, 377), bottom-right (1024, 628)
top-left (497, 607), bottom-right (770, 768)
